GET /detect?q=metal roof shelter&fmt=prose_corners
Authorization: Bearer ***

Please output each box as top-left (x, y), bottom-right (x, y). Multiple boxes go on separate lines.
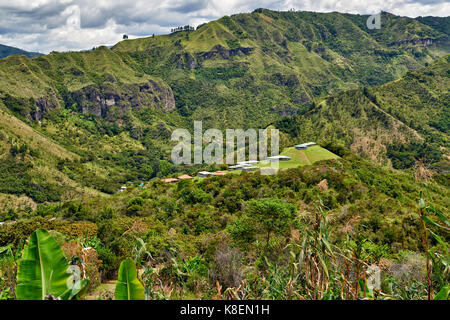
top-left (197, 171), bottom-right (212, 177)
top-left (228, 165), bottom-right (245, 171)
top-left (295, 142), bottom-right (317, 150)
top-left (242, 166), bottom-right (259, 172)
top-left (267, 155), bottom-right (291, 161)
top-left (237, 160), bottom-right (259, 166)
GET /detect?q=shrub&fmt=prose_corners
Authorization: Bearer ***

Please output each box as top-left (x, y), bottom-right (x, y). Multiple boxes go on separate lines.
top-left (211, 243), bottom-right (244, 289)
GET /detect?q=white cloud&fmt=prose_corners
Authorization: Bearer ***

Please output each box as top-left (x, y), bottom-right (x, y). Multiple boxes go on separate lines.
top-left (0, 0), bottom-right (448, 53)
top-left (64, 5), bottom-right (81, 29)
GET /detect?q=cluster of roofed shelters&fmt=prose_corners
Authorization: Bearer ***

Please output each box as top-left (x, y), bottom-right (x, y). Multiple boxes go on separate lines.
top-left (227, 156), bottom-right (291, 173)
top-left (117, 142), bottom-right (320, 189)
top-left (160, 142), bottom-right (318, 183)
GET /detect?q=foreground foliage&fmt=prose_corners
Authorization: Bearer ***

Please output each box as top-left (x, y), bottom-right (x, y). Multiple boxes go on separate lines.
top-left (115, 258), bottom-right (145, 300)
top-left (16, 229), bottom-right (88, 300)
top-left (0, 151), bottom-right (448, 300)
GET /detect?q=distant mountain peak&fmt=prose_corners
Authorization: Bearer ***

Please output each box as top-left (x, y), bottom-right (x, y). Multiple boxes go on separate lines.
top-left (0, 44), bottom-right (43, 59)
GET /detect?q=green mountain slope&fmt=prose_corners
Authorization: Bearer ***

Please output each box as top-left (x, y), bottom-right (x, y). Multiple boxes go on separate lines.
top-left (0, 9), bottom-right (449, 301)
top-left (0, 9), bottom-right (448, 204)
top-left (2, 148), bottom-right (449, 284)
top-left (0, 44), bottom-right (43, 59)
top-left (277, 55), bottom-right (449, 170)
top-left (416, 16), bottom-right (450, 37)
top-left (112, 10), bottom-right (448, 129)
top-left (227, 145), bottom-right (340, 174)
top-left (0, 102), bottom-right (98, 208)
top-left (0, 47), bottom-right (178, 204)
top-left (277, 145), bottom-right (340, 168)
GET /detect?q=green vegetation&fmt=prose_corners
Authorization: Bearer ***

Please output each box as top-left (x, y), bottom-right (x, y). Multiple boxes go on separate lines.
top-left (1, 149), bottom-right (448, 299)
top-left (230, 198), bottom-right (296, 250)
top-left (114, 258), bottom-right (145, 300)
top-left (16, 229), bottom-right (88, 300)
top-left (276, 56), bottom-right (449, 169)
top-left (0, 9), bottom-right (448, 300)
top-left (225, 145), bottom-right (340, 174)
top-left (0, 11), bottom-right (447, 204)
top-left (283, 146), bottom-right (339, 166)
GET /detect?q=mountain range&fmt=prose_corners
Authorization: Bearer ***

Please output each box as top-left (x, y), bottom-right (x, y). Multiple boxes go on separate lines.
top-left (0, 9), bottom-right (449, 206)
top-left (0, 44), bottom-right (43, 59)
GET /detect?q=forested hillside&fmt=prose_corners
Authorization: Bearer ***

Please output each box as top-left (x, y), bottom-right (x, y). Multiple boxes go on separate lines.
top-left (276, 56), bottom-right (450, 169)
top-left (0, 9), bottom-right (448, 300)
top-left (0, 10), bottom-right (448, 205)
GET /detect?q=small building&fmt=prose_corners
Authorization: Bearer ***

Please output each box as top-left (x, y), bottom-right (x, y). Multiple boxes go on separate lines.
top-left (267, 155), bottom-right (291, 162)
top-left (197, 171), bottom-right (212, 178)
top-left (237, 160), bottom-right (259, 166)
top-left (212, 171), bottom-right (227, 176)
top-left (242, 166), bottom-right (259, 172)
top-left (178, 174), bottom-right (193, 180)
top-left (295, 144), bottom-right (307, 150)
top-left (295, 142), bottom-right (317, 150)
top-left (228, 165), bottom-right (245, 171)
top-left (162, 178), bottom-right (179, 183)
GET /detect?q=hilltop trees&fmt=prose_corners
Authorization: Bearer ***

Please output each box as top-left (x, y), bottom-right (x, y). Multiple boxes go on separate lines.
top-left (170, 25), bottom-right (195, 33)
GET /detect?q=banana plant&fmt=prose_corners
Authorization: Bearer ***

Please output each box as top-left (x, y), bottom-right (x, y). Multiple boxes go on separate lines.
top-left (16, 229), bottom-right (88, 300)
top-left (434, 285), bottom-right (450, 300)
top-left (115, 258), bottom-right (145, 300)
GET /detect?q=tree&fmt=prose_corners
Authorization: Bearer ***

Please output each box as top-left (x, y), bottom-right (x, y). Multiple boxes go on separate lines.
top-left (123, 34), bottom-right (128, 40)
top-left (159, 160), bottom-right (174, 176)
top-left (230, 198), bottom-right (297, 251)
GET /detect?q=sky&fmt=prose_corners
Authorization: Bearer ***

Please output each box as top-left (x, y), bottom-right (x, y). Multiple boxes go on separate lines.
top-left (0, 0), bottom-right (449, 54)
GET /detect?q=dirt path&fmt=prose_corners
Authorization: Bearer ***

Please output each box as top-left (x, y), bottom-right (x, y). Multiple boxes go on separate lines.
top-left (84, 280), bottom-right (117, 300)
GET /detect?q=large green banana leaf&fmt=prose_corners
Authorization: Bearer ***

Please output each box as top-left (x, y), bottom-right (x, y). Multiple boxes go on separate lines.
top-left (434, 285), bottom-right (450, 300)
top-left (115, 258), bottom-right (145, 300)
top-left (16, 229), bottom-right (73, 300)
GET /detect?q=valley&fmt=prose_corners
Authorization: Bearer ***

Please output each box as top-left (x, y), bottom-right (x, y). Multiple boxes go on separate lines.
top-left (0, 9), bottom-right (448, 301)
